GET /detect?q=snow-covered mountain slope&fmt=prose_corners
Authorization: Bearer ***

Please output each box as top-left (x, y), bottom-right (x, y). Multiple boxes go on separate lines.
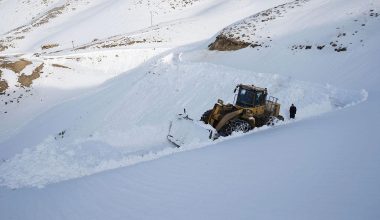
top-left (203, 0), bottom-right (380, 89)
top-left (0, 48), bottom-right (168, 140)
top-left (209, 0), bottom-right (379, 52)
top-left (0, 0), bottom-right (379, 219)
top-left (0, 0), bottom-right (377, 188)
top-left (0, 0), bottom-right (291, 141)
top-left (0, 0), bottom-right (290, 53)
top-left (0, 0), bottom-right (70, 34)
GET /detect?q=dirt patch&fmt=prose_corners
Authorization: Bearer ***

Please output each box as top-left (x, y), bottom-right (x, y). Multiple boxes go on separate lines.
top-left (0, 69), bottom-right (7, 93)
top-left (32, 5), bottom-right (67, 27)
top-left (41, 43), bottom-right (59, 50)
top-left (52, 63), bottom-right (70, 69)
top-left (0, 80), bottom-right (8, 93)
top-left (18, 63), bottom-right (44, 87)
top-left (0, 59), bottom-right (32, 73)
top-left (209, 35), bottom-right (251, 51)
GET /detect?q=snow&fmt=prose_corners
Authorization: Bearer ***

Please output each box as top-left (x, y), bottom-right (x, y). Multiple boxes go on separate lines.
top-left (0, 0), bottom-right (291, 53)
top-left (0, 0), bottom-right (380, 219)
top-left (0, 48), bottom-right (167, 140)
top-left (0, 53), bottom-right (367, 188)
top-left (1, 102), bottom-right (379, 219)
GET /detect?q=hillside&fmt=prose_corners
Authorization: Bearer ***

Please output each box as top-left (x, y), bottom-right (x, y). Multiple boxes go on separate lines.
top-left (0, 0), bottom-right (380, 219)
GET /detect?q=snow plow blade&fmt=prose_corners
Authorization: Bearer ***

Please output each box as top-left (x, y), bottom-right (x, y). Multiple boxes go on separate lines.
top-left (167, 113), bottom-right (216, 147)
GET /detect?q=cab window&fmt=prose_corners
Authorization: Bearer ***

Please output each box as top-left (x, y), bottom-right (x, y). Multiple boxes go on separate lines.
top-left (236, 88), bottom-right (255, 107)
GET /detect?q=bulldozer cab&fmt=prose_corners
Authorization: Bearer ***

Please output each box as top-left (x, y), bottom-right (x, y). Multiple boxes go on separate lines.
top-left (234, 84), bottom-right (267, 108)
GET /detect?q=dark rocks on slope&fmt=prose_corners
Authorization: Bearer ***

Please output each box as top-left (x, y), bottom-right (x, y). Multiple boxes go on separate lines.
top-left (209, 35), bottom-right (251, 51)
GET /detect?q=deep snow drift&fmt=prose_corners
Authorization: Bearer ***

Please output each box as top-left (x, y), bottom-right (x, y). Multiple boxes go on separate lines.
top-left (0, 50), bottom-right (368, 188)
top-left (0, 0), bottom-right (380, 219)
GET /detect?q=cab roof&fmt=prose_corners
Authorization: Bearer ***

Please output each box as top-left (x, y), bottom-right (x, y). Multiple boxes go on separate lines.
top-left (238, 84), bottom-right (267, 92)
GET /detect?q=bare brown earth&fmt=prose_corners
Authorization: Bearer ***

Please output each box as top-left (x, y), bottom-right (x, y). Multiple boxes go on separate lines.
top-left (0, 59), bottom-right (32, 73)
top-left (52, 63), bottom-right (70, 69)
top-left (41, 43), bottom-right (59, 50)
top-left (18, 63), bottom-right (44, 87)
top-left (0, 70), bottom-right (8, 93)
top-left (0, 80), bottom-right (8, 93)
top-left (208, 35), bottom-right (250, 51)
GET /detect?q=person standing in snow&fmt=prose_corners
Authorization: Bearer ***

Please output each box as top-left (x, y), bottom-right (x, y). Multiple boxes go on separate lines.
top-left (289, 104), bottom-right (297, 119)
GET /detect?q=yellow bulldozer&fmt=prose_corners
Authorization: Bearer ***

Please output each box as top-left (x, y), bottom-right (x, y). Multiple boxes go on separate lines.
top-left (201, 84), bottom-right (284, 136)
top-left (167, 84), bottom-right (284, 147)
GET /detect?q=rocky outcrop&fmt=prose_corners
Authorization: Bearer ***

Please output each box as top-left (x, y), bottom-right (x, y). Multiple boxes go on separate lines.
top-left (208, 35), bottom-right (250, 51)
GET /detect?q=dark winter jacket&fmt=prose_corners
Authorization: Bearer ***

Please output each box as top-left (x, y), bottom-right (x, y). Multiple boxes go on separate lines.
top-left (289, 105), bottom-right (297, 118)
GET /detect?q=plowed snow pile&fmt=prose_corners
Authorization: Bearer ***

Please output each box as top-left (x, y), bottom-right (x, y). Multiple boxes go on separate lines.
top-left (0, 51), bottom-right (367, 188)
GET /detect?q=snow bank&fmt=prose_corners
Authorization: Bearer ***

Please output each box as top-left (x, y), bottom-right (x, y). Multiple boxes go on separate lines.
top-left (0, 52), bottom-right (367, 188)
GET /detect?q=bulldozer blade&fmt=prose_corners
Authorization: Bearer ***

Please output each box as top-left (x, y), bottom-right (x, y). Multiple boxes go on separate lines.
top-left (167, 113), bottom-right (215, 147)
